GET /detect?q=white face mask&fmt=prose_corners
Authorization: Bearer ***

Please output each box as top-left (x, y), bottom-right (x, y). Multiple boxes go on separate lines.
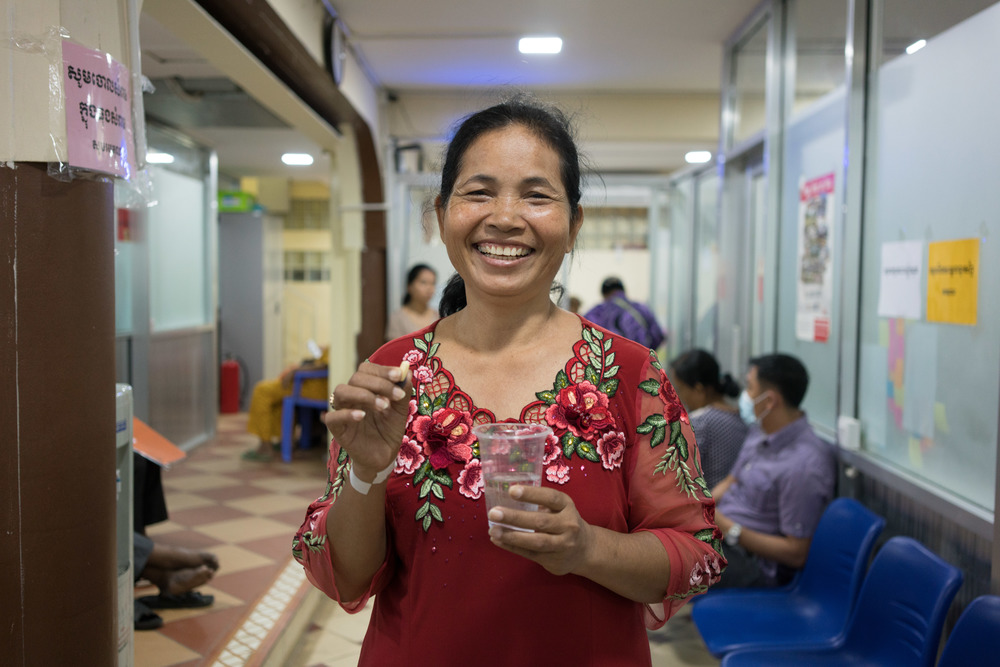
top-left (738, 390), bottom-right (771, 425)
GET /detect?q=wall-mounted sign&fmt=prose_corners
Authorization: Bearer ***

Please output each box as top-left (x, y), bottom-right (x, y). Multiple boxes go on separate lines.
top-left (795, 172), bottom-right (835, 343)
top-left (877, 240), bottom-right (924, 320)
top-left (927, 238), bottom-right (979, 325)
top-left (62, 40), bottom-right (134, 178)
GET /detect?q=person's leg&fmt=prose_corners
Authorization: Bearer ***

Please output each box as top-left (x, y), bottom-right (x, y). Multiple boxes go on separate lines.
top-left (145, 541), bottom-right (219, 572)
top-left (711, 545), bottom-right (771, 589)
top-left (142, 563), bottom-right (214, 596)
top-left (245, 377), bottom-right (287, 459)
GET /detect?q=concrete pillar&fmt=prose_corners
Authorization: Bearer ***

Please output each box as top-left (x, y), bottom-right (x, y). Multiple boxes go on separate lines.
top-left (1, 1), bottom-right (133, 664)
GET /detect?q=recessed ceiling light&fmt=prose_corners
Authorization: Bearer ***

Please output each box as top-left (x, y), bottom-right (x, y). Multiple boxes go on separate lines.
top-left (146, 151), bottom-right (174, 164)
top-left (905, 39), bottom-right (927, 55)
top-left (519, 36), bottom-right (562, 54)
top-left (281, 153), bottom-right (314, 166)
top-left (685, 150), bottom-right (712, 164)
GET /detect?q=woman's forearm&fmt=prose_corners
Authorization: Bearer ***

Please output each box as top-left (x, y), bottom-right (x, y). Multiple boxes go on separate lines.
top-left (322, 481), bottom-right (390, 601)
top-left (573, 528), bottom-right (671, 604)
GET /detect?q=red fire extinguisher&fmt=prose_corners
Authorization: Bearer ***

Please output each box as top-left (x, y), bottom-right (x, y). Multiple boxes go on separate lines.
top-left (220, 358), bottom-right (241, 413)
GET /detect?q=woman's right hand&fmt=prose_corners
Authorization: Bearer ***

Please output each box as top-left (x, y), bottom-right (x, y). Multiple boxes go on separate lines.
top-left (323, 361), bottom-right (412, 480)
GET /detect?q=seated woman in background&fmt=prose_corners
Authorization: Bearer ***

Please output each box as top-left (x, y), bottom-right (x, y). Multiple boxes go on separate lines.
top-left (385, 263), bottom-right (438, 341)
top-left (669, 349), bottom-right (748, 488)
top-left (242, 346), bottom-right (329, 461)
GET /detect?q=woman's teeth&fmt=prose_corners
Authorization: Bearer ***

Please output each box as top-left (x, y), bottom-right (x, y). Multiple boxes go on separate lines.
top-left (477, 243), bottom-right (531, 259)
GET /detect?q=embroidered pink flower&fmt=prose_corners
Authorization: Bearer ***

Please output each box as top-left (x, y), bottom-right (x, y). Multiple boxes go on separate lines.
top-left (413, 365), bottom-right (434, 384)
top-left (596, 430), bottom-right (626, 470)
top-left (403, 349), bottom-right (426, 367)
top-left (689, 554), bottom-right (724, 587)
top-left (457, 459), bottom-right (484, 499)
top-left (546, 461), bottom-right (571, 484)
top-left (545, 381), bottom-right (615, 440)
top-left (395, 436), bottom-right (425, 474)
top-left (657, 369), bottom-right (689, 424)
top-left (411, 408), bottom-right (475, 469)
top-left (543, 432), bottom-right (561, 465)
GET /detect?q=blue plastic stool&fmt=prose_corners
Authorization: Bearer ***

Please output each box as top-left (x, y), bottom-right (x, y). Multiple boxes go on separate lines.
top-left (280, 368), bottom-right (328, 462)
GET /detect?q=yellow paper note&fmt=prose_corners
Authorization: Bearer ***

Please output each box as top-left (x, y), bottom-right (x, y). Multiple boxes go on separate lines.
top-left (934, 402), bottom-right (949, 434)
top-left (927, 238), bottom-right (979, 325)
top-left (908, 436), bottom-right (923, 468)
top-left (878, 319), bottom-right (890, 347)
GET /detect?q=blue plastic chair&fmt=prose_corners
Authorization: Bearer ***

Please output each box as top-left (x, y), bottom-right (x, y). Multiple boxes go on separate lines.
top-left (280, 368), bottom-right (328, 462)
top-left (937, 595), bottom-right (1000, 667)
top-left (720, 536), bottom-right (964, 666)
top-left (692, 497), bottom-right (885, 656)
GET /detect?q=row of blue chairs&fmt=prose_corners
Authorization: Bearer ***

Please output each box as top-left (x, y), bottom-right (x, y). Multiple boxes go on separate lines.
top-left (692, 497), bottom-right (996, 665)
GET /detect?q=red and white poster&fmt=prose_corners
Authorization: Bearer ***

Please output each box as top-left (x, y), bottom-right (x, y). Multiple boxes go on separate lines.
top-left (62, 40), bottom-right (134, 178)
top-left (796, 172), bottom-right (835, 343)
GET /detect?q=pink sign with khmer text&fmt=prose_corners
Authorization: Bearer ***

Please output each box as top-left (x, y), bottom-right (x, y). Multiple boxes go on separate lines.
top-left (63, 40), bottom-right (134, 178)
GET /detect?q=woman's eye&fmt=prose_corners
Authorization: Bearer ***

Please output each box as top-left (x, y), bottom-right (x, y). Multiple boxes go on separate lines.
top-left (527, 192), bottom-right (551, 200)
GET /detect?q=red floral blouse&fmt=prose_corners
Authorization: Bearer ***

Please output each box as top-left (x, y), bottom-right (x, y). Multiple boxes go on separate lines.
top-left (293, 318), bottom-right (726, 666)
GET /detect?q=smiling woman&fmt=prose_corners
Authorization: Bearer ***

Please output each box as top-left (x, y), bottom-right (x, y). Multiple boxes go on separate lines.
top-left (293, 95), bottom-right (727, 667)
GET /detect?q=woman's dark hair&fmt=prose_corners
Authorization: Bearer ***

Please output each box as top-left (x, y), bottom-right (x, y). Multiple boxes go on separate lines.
top-left (402, 263), bottom-right (436, 306)
top-left (437, 94), bottom-right (584, 316)
top-left (669, 349), bottom-right (741, 398)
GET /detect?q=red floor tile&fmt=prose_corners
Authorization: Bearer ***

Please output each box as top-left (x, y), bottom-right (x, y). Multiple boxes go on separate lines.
top-left (151, 528), bottom-right (226, 550)
top-left (239, 533), bottom-right (298, 561)
top-left (196, 484), bottom-right (273, 502)
top-left (169, 504), bottom-right (253, 527)
top-left (158, 605), bottom-right (247, 656)
top-left (210, 563), bottom-right (285, 600)
top-left (269, 508), bottom-right (311, 527)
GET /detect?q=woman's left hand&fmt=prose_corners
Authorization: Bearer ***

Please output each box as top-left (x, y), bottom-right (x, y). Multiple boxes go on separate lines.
top-left (487, 485), bottom-right (593, 576)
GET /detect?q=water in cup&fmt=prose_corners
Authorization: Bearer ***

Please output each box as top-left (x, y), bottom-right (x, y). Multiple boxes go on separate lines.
top-left (474, 422), bottom-right (552, 532)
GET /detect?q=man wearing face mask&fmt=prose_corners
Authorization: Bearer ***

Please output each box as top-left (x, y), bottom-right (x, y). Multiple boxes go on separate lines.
top-left (709, 353), bottom-right (837, 588)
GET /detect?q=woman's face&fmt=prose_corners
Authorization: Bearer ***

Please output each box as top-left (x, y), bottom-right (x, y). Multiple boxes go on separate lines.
top-left (408, 269), bottom-right (437, 307)
top-left (436, 124), bottom-right (582, 305)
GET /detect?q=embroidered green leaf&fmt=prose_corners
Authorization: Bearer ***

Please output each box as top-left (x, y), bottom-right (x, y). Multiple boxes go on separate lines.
top-left (413, 461), bottom-right (430, 486)
top-left (639, 379), bottom-right (660, 396)
top-left (429, 504), bottom-right (443, 521)
top-left (603, 337), bottom-right (612, 352)
top-left (576, 440), bottom-right (600, 462)
top-left (598, 379), bottom-right (619, 396)
top-left (428, 342), bottom-right (439, 357)
top-left (429, 469), bottom-right (453, 488)
top-left (603, 365), bottom-right (619, 379)
top-left (418, 393), bottom-right (433, 416)
top-left (424, 331), bottom-right (434, 343)
top-left (588, 340), bottom-right (603, 359)
top-left (591, 328), bottom-right (604, 340)
top-left (432, 393), bottom-right (448, 411)
top-left (422, 514), bottom-right (432, 531)
top-left (694, 528), bottom-right (716, 543)
top-left (561, 431), bottom-right (577, 458)
top-left (291, 537), bottom-right (301, 561)
top-left (536, 390), bottom-right (557, 403)
top-left (584, 365), bottom-right (600, 385)
top-left (650, 425), bottom-right (666, 448)
top-left (666, 584), bottom-right (709, 601)
top-left (647, 413), bottom-right (668, 427)
top-left (419, 478), bottom-right (434, 498)
top-left (605, 352), bottom-right (616, 367)
top-left (301, 531), bottom-right (327, 553)
top-left (415, 502), bottom-right (430, 520)
top-left (673, 422), bottom-right (688, 459)
top-left (636, 422), bottom-right (654, 435)
top-left (431, 483), bottom-right (444, 500)
top-left (555, 369), bottom-right (570, 390)
top-left (414, 338), bottom-right (428, 352)
top-left (582, 327), bottom-right (594, 345)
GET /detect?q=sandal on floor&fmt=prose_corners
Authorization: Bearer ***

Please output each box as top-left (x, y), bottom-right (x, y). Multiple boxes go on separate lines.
top-left (241, 449), bottom-right (273, 461)
top-left (138, 591), bottom-right (215, 609)
top-left (134, 600), bottom-right (164, 630)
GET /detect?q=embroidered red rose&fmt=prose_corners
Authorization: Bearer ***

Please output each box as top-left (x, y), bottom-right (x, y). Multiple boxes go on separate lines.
top-left (689, 554), bottom-right (724, 587)
top-left (403, 349), bottom-right (426, 367)
top-left (657, 369), bottom-right (688, 424)
top-left (596, 430), bottom-right (626, 470)
top-left (413, 365), bottom-right (434, 384)
top-left (395, 435), bottom-right (425, 474)
top-left (411, 408), bottom-right (475, 469)
top-left (457, 459), bottom-right (484, 499)
top-left (545, 381), bottom-right (615, 440)
top-left (546, 461), bottom-right (570, 485)
top-left (542, 432), bottom-right (561, 465)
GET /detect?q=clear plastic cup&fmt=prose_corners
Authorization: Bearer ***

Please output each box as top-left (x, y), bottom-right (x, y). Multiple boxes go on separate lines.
top-left (474, 422), bottom-right (552, 532)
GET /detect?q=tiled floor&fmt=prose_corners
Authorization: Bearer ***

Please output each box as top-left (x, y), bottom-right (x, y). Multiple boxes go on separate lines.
top-left (138, 413), bottom-right (719, 667)
top-left (135, 413), bottom-right (328, 667)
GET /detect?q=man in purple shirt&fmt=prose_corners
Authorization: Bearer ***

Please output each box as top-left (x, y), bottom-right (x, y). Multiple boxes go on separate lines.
top-left (583, 277), bottom-right (665, 350)
top-left (711, 353), bottom-right (837, 588)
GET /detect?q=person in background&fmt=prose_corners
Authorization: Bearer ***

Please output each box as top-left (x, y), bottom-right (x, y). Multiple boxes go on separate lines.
top-left (133, 535), bottom-right (219, 630)
top-left (385, 263), bottom-right (438, 341)
top-left (711, 353), bottom-right (837, 588)
top-left (567, 294), bottom-right (582, 314)
top-left (669, 349), bottom-right (747, 489)
top-left (242, 346), bottom-right (330, 461)
top-left (584, 276), bottom-right (665, 351)
top-left (293, 95), bottom-right (725, 666)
